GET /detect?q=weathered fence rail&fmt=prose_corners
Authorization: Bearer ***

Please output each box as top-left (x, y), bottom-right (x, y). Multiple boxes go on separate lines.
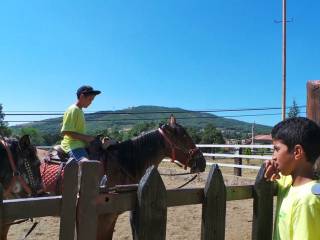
top-left (78, 160), bottom-right (275, 240)
top-left (0, 160), bottom-right (79, 240)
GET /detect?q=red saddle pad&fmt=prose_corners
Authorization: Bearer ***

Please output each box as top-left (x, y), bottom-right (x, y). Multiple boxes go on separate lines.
top-left (40, 161), bottom-right (64, 194)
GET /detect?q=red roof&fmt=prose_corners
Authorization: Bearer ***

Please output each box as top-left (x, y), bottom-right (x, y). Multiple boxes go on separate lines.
top-left (254, 134), bottom-right (272, 141)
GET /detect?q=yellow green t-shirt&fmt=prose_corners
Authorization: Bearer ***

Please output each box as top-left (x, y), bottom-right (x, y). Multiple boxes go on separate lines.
top-left (60, 104), bottom-right (86, 153)
top-left (274, 175), bottom-right (320, 240)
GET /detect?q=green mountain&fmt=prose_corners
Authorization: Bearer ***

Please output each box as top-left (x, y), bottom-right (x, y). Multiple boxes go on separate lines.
top-left (11, 105), bottom-right (272, 135)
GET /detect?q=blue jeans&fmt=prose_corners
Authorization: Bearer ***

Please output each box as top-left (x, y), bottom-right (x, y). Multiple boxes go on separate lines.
top-left (68, 148), bottom-right (89, 162)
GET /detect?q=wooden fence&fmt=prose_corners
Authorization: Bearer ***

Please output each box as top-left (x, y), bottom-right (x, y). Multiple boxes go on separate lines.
top-left (78, 160), bottom-right (275, 240)
top-left (0, 160), bottom-right (79, 240)
top-left (0, 160), bottom-right (275, 240)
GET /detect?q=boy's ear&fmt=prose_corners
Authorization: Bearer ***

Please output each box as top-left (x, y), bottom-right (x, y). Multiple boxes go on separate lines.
top-left (294, 144), bottom-right (304, 161)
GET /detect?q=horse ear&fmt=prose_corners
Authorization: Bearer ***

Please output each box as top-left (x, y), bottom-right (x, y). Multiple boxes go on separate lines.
top-left (169, 114), bottom-right (176, 126)
top-left (19, 135), bottom-right (31, 149)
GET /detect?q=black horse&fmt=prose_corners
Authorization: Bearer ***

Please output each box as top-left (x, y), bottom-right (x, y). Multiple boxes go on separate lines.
top-left (92, 116), bottom-right (206, 239)
top-left (0, 135), bottom-right (44, 240)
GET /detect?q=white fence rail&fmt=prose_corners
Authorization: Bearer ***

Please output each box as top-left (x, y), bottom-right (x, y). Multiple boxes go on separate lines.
top-left (196, 144), bottom-right (274, 149)
top-left (196, 144), bottom-right (273, 174)
top-left (37, 144), bottom-right (273, 175)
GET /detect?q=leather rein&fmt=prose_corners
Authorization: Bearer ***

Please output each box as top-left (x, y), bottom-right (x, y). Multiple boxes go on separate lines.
top-left (0, 139), bottom-right (35, 198)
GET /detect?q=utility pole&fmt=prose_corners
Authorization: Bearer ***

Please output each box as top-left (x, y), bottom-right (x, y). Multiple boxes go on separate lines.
top-left (251, 121), bottom-right (255, 145)
top-left (275, 0), bottom-right (292, 120)
top-left (282, 0), bottom-right (287, 120)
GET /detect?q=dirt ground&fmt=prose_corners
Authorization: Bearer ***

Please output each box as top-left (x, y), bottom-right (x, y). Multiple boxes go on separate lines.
top-left (7, 153), bottom-right (258, 240)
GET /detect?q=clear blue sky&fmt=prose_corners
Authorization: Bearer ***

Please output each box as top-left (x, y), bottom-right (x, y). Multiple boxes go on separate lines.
top-left (1, 0), bottom-right (319, 126)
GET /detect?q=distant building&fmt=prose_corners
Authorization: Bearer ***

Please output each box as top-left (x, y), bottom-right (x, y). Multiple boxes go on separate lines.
top-left (245, 134), bottom-right (272, 144)
top-left (226, 139), bottom-right (242, 145)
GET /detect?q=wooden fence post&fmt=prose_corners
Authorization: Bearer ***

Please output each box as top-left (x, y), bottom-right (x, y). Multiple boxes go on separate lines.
top-left (307, 80), bottom-right (320, 175)
top-left (0, 184), bottom-right (3, 238)
top-left (77, 160), bottom-right (100, 240)
top-left (59, 160), bottom-right (79, 240)
top-left (307, 80), bottom-right (320, 124)
top-left (252, 164), bottom-right (274, 240)
top-left (201, 164), bottom-right (226, 240)
top-left (234, 148), bottom-right (242, 176)
top-left (132, 166), bottom-right (167, 240)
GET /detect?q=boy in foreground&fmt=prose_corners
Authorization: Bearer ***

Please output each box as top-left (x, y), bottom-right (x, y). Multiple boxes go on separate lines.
top-left (264, 117), bottom-right (320, 240)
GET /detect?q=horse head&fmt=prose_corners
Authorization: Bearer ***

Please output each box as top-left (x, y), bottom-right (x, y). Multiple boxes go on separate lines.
top-left (0, 135), bottom-right (44, 198)
top-left (159, 115), bottom-right (206, 173)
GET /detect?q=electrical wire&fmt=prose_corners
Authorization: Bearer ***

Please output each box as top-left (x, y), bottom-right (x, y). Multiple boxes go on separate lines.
top-left (3, 105), bottom-right (305, 116)
top-left (3, 111), bottom-right (306, 123)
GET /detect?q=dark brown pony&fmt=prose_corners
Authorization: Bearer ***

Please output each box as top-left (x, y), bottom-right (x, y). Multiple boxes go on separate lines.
top-left (94, 116), bottom-right (206, 240)
top-left (0, 135), bottom-right (44, 240)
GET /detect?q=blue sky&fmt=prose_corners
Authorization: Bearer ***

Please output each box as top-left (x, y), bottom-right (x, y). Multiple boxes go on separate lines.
top-left (1, 0), bottom-right (319, 126)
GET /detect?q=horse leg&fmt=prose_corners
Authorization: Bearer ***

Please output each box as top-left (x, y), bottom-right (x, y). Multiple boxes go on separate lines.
top-left (97, 213), bottom-right (118, 240)
top-left (1, 225), bottom-right (10, 240)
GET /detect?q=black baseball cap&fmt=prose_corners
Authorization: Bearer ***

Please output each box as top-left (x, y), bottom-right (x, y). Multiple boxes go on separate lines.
top-left (77, 85), bottom-right (101, 98)
top-left (312, 183), bottom-right (320, 196)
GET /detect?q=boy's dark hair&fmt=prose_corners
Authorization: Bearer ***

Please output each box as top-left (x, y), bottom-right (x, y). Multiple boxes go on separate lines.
top-left (76, 85), bottom-right (101, 99)
top-left (272, 117), bottom-right (320, 164)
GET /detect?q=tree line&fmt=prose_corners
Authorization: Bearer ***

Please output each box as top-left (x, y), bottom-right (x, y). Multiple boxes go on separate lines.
top-left (10, 122), bottom-right (225, 146)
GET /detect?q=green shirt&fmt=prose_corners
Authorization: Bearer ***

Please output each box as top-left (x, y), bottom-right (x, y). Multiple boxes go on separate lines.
top-left (60, 104), bottom-right (86, 153)
top-left (274, 176), bottom-right (320, 240)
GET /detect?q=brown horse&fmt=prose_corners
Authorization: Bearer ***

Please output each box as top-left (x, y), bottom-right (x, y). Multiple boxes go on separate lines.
top-left (0, 135), bottom-right (44, 240)
top-left (93, 116), bottom-right (206, 239)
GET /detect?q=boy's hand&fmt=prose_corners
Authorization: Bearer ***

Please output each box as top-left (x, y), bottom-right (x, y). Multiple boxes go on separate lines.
top-left (264, 160), bottom-right (280, 181)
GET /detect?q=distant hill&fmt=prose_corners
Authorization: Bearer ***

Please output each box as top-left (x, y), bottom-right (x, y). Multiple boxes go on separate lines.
top-left (11, 105), bottom-right (272, 136)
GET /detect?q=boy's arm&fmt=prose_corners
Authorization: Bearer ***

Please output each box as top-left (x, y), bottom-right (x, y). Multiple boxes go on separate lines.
top-left (62, 131), bottom-right (95, 144)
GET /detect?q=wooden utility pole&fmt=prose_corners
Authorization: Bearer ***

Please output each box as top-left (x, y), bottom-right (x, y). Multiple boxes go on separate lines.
top-left (282, 0), bottom-right (287, 120)
top-left (307, 81), bottom-right (320, 125)
top-left (251, 122), bottom-right (255, 145)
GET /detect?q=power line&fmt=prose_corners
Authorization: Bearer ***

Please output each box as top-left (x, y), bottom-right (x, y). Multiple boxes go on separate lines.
top-left (3, 105), bottom-right (306, 116)
top-left (4, 112), bottom-right (306, 123)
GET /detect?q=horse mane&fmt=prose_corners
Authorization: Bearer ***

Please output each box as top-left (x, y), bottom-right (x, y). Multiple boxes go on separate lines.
top-left (0, 138), bottom-right (19, 186)
top-left (106, 129), bottom-right (165, 178)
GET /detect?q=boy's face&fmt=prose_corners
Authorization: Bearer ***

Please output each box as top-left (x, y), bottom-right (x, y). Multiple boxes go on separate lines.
top-left (80, 94), bottom-right (96, 108)
top-left (272, 139), bottom-right (296, 176)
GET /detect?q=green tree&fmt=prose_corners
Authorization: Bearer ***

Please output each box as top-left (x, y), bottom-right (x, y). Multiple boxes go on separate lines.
top-left (0, 104), bottom-right (12, 137)
top-left (98, 127), bottom-right (125, 142)
top-left (42, 133), bottom-right (61, 145)
top-left (288, 100), bottom-right (300, 118)
top-left (186, 127), bottom-right (201, 144)
top-left (20, 127), bottom-right (45, 145)
top-left (200, 124), bottom-right (225, 144)
top-left (126, 122), bottom-right (157, 139)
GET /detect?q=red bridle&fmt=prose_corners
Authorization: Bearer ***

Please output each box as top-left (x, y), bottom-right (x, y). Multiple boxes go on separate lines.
top-left (0, 139), bottom-right (34, 198)
top-left (158, 128), bottom-right (200, 170)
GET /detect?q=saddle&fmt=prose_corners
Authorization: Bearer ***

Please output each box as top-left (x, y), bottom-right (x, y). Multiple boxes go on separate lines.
top-left (48, 145), bottom-right (70, 162)
top-left (41, 139), bottom-right (117, 195)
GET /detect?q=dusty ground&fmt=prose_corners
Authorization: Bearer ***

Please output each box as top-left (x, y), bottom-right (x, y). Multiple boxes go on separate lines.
top-left (7, 152), bottom-right (260, 240)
